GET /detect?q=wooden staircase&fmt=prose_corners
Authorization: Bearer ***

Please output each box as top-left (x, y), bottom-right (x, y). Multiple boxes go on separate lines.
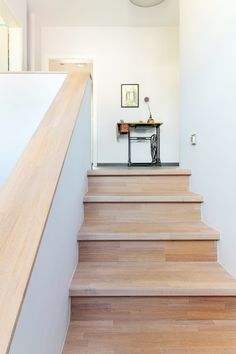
top-left (63, 169), bottom-right (236, 354)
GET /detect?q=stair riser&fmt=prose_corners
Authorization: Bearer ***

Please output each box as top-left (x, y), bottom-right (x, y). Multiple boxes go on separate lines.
top-left (71, 296), bottom-right (236, 321)
top-left (88, 176), bottom-right (190, 194)
top-left (84, 203), bottom-right (201, 223)
top-left (79, 240), bottom-right (217, 262)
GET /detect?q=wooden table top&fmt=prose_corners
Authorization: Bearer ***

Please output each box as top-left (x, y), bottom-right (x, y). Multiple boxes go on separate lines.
top-left (117, 122), bottom-right (163, 126)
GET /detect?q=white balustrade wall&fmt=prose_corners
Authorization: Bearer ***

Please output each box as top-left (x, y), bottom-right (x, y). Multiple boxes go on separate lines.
top-left (9, 80), bottom-right (91, 354)
top-left (0, 73), bottom-right (66, 188)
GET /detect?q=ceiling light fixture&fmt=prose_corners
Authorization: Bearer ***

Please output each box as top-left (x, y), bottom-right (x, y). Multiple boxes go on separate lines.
top-left (129, 0), bottom-right (165, 7)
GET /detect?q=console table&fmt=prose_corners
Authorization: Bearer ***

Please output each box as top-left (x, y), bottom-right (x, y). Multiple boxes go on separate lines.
top-left (117, 122), bottom-right (163, 167)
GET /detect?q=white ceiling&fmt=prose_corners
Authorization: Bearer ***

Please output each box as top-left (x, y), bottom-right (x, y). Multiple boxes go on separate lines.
top-left (27, 0), bottom-right (179, 27)
top-left (0, 0), bottom-right (19, 27)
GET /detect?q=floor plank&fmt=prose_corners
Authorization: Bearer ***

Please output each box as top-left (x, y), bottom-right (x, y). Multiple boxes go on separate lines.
top-left (88, 175), bottom-right (190, 195)
top-left (71, 296), bottom-right (236, 321)
top-left (79, 240), bottom-right (217, 262)
top-left (63, 320), bottom-right (236, 354)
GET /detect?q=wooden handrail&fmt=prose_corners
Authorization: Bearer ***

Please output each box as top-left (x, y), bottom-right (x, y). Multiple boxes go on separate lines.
top-left (0, 72), bottom-right (90, 354)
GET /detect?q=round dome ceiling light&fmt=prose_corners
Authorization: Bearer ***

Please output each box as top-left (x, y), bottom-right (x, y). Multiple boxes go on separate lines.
top-left (129, 0), bottom-right (165, 7)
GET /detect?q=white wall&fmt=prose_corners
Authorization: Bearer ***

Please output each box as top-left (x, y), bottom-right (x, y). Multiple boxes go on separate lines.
top-left (9, 82), bottom-right (91, 354)
top-left (0, 73), bottom-right (66, 188)
top-left (180, 0), bottom-right (236, 275)
top-left (9, 27), bottom-right (23, 70)
top-left (0, 25), bottom-right (8, 71)
top-left (4, 0), bottom-right (27, 69)
top-left (28, 12), bottom-right (42, 71)
top-left (42, 26), bottom-right (179, 164)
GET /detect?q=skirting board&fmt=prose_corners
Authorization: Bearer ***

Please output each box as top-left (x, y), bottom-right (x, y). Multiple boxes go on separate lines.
top-left (96, 162), bottom-right (179, 167)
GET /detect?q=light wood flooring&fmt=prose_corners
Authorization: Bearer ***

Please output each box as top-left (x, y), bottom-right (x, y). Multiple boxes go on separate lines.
top-left (63, 169), bottom-right (236, 353)
top-left (63, 320), bottom-right (236, 354)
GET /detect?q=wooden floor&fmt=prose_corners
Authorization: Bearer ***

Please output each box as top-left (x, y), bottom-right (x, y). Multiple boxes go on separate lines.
top-left (63, 169), bottom-right (236, 353)
top-left (63, 320), bottom-right (236, 354)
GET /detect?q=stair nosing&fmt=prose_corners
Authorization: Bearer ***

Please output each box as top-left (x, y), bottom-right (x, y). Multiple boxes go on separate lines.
top-left (83, 194), bottom-right (203, 203)
top-left (87, 169), bottom-right (192, 177)
top-left (78, 233), bottom-right (220, 241)
top-left (69, 262), bottom-right (236, 297)
top-left (78, 222), bottom-right (220, 241)
top-left (69, 288), bottom-right (236, 297)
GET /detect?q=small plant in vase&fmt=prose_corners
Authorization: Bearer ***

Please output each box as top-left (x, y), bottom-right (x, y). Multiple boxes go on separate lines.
top-left (144, 97), bottom-right (155, 123)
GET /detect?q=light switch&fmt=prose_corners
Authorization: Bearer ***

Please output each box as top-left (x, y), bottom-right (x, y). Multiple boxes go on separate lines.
top-left (191, 134), bottom-right (197, 145)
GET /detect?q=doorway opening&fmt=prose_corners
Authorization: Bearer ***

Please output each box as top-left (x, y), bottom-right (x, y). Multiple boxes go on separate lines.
top-left (0, 0), bottom-right (23, 71)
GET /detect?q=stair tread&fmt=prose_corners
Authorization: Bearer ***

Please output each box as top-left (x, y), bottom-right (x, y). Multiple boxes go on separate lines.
top-left (84, 192), bottom-right (203, 203)
top-left (64, 168), bottom-right (236, 353)
top-left (70, 262), bottom-right (236, 296)
top-left (63, 319), bottom-right (236, 354)
top-left (88, 168), bottom-right (191, 176)
top-left (78, 222), bottom-right (219, 240)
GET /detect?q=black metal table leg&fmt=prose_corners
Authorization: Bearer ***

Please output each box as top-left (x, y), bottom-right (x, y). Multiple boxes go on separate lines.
top-left (157, 125), bottom-right (161, 166)
top-left (125, 123), bottom-right (162, 167)
top-left (128, 127), bottom-right (131, 166)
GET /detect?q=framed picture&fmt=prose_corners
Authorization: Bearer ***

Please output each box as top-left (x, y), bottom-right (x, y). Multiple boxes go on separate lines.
top-left (121, 84), bottom-right (139, 108)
